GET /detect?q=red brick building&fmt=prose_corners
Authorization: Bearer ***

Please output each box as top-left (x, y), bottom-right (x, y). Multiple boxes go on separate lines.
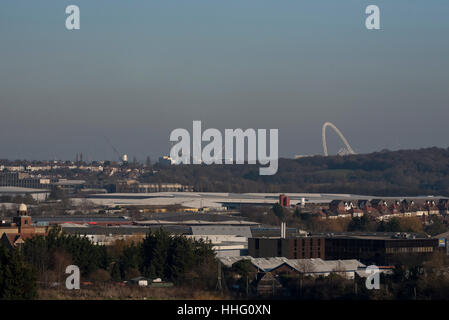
top-left (0, 203), bottom-right (47, 250)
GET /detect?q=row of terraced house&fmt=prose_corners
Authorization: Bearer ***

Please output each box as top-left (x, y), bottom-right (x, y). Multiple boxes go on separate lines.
top-left (325, 198), bottom-right (449, 220)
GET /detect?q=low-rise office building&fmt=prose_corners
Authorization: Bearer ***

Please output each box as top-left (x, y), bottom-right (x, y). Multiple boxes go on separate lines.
top-left (248, 232), bottom-right (441, 265)
top-left (324, 232), bottom-right (439, 265)
top-left (249, 237), bottom-right (325, 259)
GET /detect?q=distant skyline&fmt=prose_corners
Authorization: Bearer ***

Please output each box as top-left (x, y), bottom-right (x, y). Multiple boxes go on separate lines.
top-left (1, 1), bottom-right (449, 162)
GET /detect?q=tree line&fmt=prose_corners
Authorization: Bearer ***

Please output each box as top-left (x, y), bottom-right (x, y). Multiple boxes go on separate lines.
top-left (0, 227), bottom-right (217, 299)
top-left (240, 204), bottom-right (449, 236)
top-left (142, 147), bottom-right (449, 196)
top-left (109, 228), bottom-right (217, 288)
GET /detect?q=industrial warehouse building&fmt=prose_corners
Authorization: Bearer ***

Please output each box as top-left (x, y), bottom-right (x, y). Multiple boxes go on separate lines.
top-left (324, 233), bottom-right (439, 265)
top-left (218, 256), bottom-right (367, 279)
top-left (249, 236), bottom-right (325, 259)
top-left (0, 186), bottom-right (50, 202)
top-left (248, 232), bottom-right (442, 265)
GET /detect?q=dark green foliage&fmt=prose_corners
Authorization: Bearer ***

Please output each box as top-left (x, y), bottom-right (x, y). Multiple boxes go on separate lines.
top-left (425, 217), bottom-right (448, 236)
top-left (23, 226), bottom-right (109, 277)
top-left (48, 186), bottom-right (65, 200)
top-left (0, 244), bottom-right (38, 300)
top-left (272, 203), bottom-right (285, 221)
top-left (118, 242), bottom-right (143, 279)
top-left (377, 218), bottom-right (401, 232)
top-left (114, 228), bottom-right (216, 286)
top-left (293, 207), bottom-right (301, 218)
top-left (231, 259), bottom-right (254, 279)
top-left (348, 216), bottom-right (370, 232)
top-left (141, 229), bottom-right (216, 284)
top-left (141, 228), bottom-right (170, 279)
top-left (110, 262), bottom-right (122, 281)
top-left (21, 226), bottom-right (216, 288)
top-left (166, 235), bottom-right (196, 284)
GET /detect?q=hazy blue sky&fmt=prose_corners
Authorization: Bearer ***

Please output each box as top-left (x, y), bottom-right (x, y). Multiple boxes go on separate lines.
top-left (1, 0), bottom-right (448, 161)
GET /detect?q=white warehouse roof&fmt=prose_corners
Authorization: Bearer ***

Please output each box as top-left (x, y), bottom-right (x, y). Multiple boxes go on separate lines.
top-left (218, 256), bottom-right (366, 275)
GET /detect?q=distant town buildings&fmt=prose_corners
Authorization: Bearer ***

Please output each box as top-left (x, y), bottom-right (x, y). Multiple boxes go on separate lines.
top-left (326, 198), bottom-right (447, 220)
top-left (115, 181), bottom-right (193, 193)
top-left (0, 186), bottom-right (50, 201)
top-left (0, 172), bottom-right (86, 194)
top-left (0, 161), bottom-right (194, 197)
top-left (0, 172), bottom-right (52, 189)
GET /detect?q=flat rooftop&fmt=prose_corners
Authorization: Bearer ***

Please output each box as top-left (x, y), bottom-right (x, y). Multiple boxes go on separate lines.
top-left (0, 186), bottom-right (50, 193)
top-left (80, 192), bottom-right (448, 209)
top-left (312, 232), bottom-right (431, 240)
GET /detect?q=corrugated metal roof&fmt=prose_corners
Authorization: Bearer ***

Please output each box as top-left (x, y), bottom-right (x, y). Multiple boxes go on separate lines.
top-left (0, 186), bottom-right (50, 193)
top-left (218, 256), bottom-right (366, 274)
top-left (191, 226), bottom-right (252, 237)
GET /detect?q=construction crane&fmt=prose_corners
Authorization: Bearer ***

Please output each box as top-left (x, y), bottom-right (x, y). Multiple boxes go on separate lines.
top-left (104, 136), bottom-right (124, 162)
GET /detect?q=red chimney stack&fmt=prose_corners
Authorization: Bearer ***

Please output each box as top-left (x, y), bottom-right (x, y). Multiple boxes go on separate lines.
top-left (279, 194), bottom-right (290, 207)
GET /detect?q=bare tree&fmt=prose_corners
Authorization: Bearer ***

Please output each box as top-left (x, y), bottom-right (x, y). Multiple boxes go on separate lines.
top-left (0, 204), bottom-right (6, 219)
top-left (53, 250), bottom-right (73, 285)
top-left (332, 260), bottom-right (347, 278)
top-left (296, 259), bottom-right (315, 276)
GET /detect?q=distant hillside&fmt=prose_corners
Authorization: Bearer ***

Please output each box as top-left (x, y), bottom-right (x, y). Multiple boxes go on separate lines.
top-left (144, 147), bottom-right (449, 196)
